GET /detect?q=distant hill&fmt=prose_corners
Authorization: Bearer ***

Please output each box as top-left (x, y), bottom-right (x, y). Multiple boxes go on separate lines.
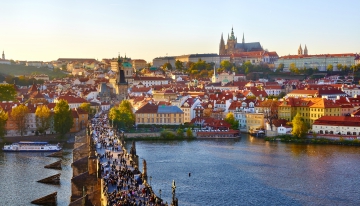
top-left (0, 64), bottom-right (67, 79)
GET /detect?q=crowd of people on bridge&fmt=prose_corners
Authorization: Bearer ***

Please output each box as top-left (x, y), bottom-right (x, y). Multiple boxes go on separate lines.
top-left (89, 113), bottom-right (167, 206)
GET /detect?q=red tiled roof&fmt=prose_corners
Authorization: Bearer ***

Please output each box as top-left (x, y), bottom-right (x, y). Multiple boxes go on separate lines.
top-left (313, 116), bottom-right (360, 127)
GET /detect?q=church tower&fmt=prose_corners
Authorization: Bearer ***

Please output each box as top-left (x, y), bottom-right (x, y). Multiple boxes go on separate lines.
top-left (219, 33), bottom-right (226, 55)
top-left (211, 65), bottom-right (218, 83)
top-left (304, 45), bottom-right (308, 55)
top-left (242, 33), bottom-right (245, 44)
top-left (226, 27), bottom-right (238, 55)
top-left (298, 44), bottom-right (303, 55)
top-left (115, 56), bottom-right (129, 101)
top-left (2, 50), bottom-right (5, 60)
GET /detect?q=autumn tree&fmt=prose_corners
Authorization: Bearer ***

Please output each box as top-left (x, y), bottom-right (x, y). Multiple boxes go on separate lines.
top-left (291, 113), bottom-right (308, 138)
top-left (35, 105), bottom-right (51, 135)
top-left (224, 112), bottom-right (238, 130)
top-left (0, 107), bottom-right (8, 138)
top-left (54, 99), bottom-right (73, 137)
top-left (11, 104), bottom-right (29, 136)
top-left (78, 102), bottom-right (94, 116)
top-left (327, 64), bottom-right (333, 73)
top-left (0, 84), bottom-right (17, 101)
top-left (162, 62), bottom-right (173, 71)
top-left (276, 63), bottom-right (284, 72)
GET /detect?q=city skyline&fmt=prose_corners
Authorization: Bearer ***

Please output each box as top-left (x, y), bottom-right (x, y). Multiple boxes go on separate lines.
top-left (1, 0), bottom-right (359, 62)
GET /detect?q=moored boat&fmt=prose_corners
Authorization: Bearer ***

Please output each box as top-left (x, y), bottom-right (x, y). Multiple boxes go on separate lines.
top-left (250, 129), bottom-right (265, 137)
top-left (2, 141), bottom-right (62, 152)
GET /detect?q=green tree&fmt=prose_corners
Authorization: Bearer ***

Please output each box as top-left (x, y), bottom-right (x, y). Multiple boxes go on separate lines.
top-left (176, 128), bottom-right (184, 138)
top-left (0, 84), bottom-right (16, 101)
top-left (186, 128), bottom-right (193, 138)
top-left (35, 105), bottom-right (51, 135)
top-left (289, 63), bottom-right (297, 73)
top-left (0, 107), bottom-right (8, 139)
top-left (110, 100), bottom-right (135, 129)
top-left (291, 113), bottom-right (308, 138)
top-left (220, 60), bottom-right (232, 71)
top-left (224, 112), bottom-right (238, 130)
top-left (175, 60), bottom-right (184, 72)
top-left (11, 104), bottom-right (29, 136)
top-left (54, 100), bottom-right (74, 137)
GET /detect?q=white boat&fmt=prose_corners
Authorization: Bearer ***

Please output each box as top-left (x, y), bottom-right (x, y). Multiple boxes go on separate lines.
top-left (2, 141), bottom-right (62, 152)
top-left (250, 129), bottom-right (265, 137)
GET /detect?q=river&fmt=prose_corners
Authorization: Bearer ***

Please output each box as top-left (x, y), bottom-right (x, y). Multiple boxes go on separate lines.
top-left (0, 143), bottom-right (73, 206)
top-left (1, 135), bottom-right (360, 205)
top-left (125, 135), bottom-right (360, 206)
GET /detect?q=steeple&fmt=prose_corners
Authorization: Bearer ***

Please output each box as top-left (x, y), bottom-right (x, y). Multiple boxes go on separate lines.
top-left (298, 44), bottom-right (303, 55)
top-left (230, 26), bottom-right (235, 40)
top-left (219, 33), bottom-right (225, 55)
top-left (304, 45), bottom-right (308, 55)
top-left (242, 33), bottom-right (245, 44)
top-left (2, 50), bottom-right (4, 60)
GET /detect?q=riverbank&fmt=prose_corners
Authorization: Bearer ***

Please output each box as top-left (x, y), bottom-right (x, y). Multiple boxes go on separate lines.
top-left (265, 135), bottom-right (360, 146)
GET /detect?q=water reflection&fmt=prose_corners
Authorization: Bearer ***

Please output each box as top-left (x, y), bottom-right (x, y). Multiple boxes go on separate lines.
top-left (127, 135), bottom-right (360, 205)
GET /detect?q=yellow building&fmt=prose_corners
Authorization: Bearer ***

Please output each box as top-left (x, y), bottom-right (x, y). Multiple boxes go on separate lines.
top-left (278, 97), bottom-right (342, 125)
top-left (246, 113), bottom-right (265, 132)
top-left (135, 102), bottom-right (184, 126)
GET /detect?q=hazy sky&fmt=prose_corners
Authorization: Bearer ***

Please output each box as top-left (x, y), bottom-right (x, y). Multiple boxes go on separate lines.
top-left (1, 0), bottom-right (359, 63)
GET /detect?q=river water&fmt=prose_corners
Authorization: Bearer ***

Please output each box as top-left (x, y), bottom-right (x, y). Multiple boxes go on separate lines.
top-left (0, 144), bottom-right (73, 206)
top-left (1, 135), bottom-right (360, 205)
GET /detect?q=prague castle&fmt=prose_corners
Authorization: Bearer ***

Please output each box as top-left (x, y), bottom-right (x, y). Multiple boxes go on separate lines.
top-left (219, 27), bottom-right (264, 55)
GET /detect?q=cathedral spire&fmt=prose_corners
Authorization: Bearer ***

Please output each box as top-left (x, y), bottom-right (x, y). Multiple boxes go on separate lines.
top-left (2, 50), bottom-right (5, 60)
top-left (304, 44), bottom-right (308, 55)
top-left (298, 44), bottom-right (303, 55)
top-left (242, 33), bottom-right (245, 44)
top-left (230, 26), bottom-right (235, 40)
top-left (219, 33), bottom-right (225, 55)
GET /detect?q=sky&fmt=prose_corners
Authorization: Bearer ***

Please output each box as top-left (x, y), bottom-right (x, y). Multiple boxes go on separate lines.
top-left (1, 0), bottom-right (359, 63)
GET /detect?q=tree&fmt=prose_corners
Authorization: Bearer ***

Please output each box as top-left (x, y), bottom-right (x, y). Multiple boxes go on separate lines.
top-left (289, 63), bottom-right (298, 74)
top-left (79, 102), bottom-right (93, 115)
top-left (244, 67), bottom-right (249, 74)
top-left (35, 105), bottom-right (51, 135)
top-left (260, 99), bottom-right (279, 131)
top-left (11, 104), bottom-right (29, 136)
top-left (0, 107), bottom-right (8, 139)
top-left (327, 64), bottom-right (333, 73)
top-left (276, 63), bottom-right (284, 72)
top-left (220, 60), bottom-right (232, 71)
top-left (162, 62), bottom-right (173, 71)
top-left (175, 60), bottom-right (184, 72)
top-left (176, 128), bottom-right (184, 138)
top-left (186, 128), bottom-right (193, 138)
top-left (0, 84), bottom-right (16, 101)
top-left (224, 112), bottom-right (238, 130)
top-left (337, 63), bottom-right (343, 71)
top-left (109, 100), bottom-right (135, 129)
top-left (54, 99), bottom-right (73, 137)
top-left (291, 113), bottom-right (308, 138)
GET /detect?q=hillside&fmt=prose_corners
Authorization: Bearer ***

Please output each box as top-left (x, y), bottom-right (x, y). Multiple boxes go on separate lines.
top-left (0, 64), bottom-right (67, 79)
